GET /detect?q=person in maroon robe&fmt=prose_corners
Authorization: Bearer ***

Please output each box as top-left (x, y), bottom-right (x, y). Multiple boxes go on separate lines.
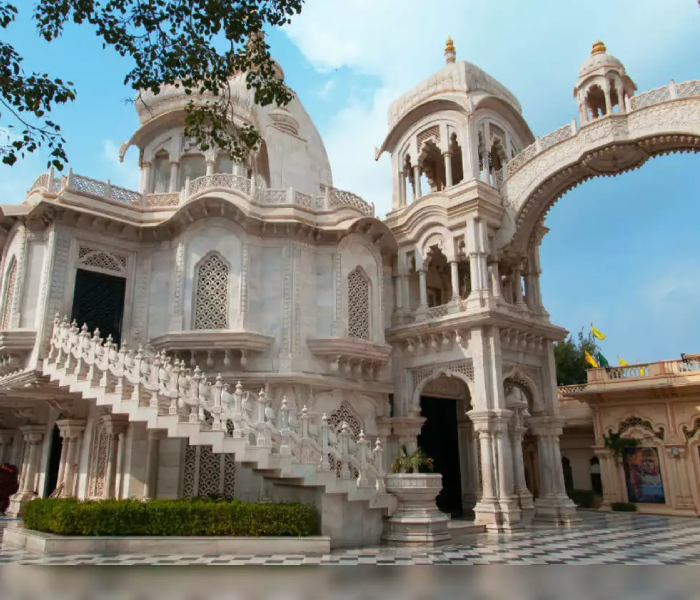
top-left (0, 463), bottom-right (19, 514)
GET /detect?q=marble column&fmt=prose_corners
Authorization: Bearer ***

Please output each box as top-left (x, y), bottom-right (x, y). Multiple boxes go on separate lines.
top-left (168, 162), bottom-right (179, 192)
top-left (443, 152), bottom-right (453, 188)
top-left (6, 426), bottom-right (45, 516)
top-left (103, 416), bottom-right (128, 499)
top-left (416, 269), bottom-right (428, 319)
top-left (143, 430), bottom-right (162, 500)
top-left (413, 165), bottom-right (422, 199)
top-left (205, 161), bottom-right (215, 176)
top-left (449, 261), bottom-right (460, 302)
top-left (595, 447), bottom-right (621, 509)
top-left (529, 416), bottom-right (579, 524)
top-left (512, 265), bottom-right (526, 309)
top-left (510, 413), bottom-right (534, 519)
top-left (399, 170), bottom-right (407, 207)
top-left (604, 85), bottom-right (613, 115)
top-left (140, 162), bottom-right (152, 194)
top-left (468, 411), bottom-right (523, 529)
top-left (465, 217), bottom-right (492, 309)
top-left (56, 419), bottom-right (86, 498)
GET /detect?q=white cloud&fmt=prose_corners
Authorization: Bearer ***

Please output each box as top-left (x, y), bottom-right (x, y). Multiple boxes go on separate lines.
top-left (317, 79), bottom-right (337, 100)
top-left (284, 0), bottom-right (698, 217)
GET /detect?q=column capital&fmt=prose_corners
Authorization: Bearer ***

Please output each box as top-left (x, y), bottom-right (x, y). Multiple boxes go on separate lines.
top-left (467, 409), bottom-right (513, 433)
top-left (56, 419), bottom-right (86, 440)
top-left (100, 415), bottom-right (129, 436)
top-left (526, 415), bottom-right (565, 437)
top-left (0, 429), bottom-right (15, 444)
top-left (20, 425), bottom-right (45, 444)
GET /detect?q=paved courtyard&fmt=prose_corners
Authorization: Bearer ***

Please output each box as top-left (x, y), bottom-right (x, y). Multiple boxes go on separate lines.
top-left (1, 511), bottom-right (700, 565)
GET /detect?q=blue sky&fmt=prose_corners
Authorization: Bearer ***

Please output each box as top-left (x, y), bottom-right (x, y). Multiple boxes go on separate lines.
top-left (1, 0), bottom-right (699, 364)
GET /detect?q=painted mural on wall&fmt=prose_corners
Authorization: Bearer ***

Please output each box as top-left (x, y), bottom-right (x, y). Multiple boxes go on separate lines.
top-left (622, 447), bottom-right (665, 503)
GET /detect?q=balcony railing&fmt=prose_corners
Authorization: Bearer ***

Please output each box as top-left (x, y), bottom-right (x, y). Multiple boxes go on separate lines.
top-left (503, 79), bottom-right (700, 182)
top-left (26, 169), bottom-right (374, 217)
top-left (586, 357), bottom-right (700, 385)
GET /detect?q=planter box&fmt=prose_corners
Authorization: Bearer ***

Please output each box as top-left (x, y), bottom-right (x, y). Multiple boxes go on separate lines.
top-left (3, 527), bottom-right (330, 556)
top-left (382, 473), bottom-right (451, 546)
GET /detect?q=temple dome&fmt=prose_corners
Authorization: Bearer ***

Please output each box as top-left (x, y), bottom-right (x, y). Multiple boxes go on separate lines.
top-left (578, 41), bottom-right (625, 79)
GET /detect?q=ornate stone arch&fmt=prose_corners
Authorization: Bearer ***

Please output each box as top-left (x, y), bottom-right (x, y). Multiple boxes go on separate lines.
top-left (192, 251), bottom-right (231, 330)
top-left (607, 415), bottom-right (665, 441)
top-left (502, 365), bottom-right (542, 414)
top-left (0, 256), bottom-right (17, 331)
top-left (410, 363), bottom-right (474, 414)
top-left (77, 247), bottom-right (128, 277)
top-left (421, 231), bottom-right (446, 261)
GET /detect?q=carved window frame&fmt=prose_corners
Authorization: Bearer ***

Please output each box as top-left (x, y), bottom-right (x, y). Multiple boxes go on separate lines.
top-left (192, 251), bottom-right (232, 330)
top-left (347, 265), bottom-right (371, 341)
top-left (0, 256), bottom-right (17, 331)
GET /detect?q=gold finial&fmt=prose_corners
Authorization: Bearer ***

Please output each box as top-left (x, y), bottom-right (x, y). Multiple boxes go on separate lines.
top-left (591, 40), bottom-right (607, 55)
top-left (445, 36), bottom-right (455, 53)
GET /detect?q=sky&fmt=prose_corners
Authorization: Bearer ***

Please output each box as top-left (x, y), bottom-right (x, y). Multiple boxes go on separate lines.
top-left (1, 0), bottom-right (699, 364)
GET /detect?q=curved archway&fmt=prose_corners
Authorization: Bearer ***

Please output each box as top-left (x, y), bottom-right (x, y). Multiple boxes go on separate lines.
top-left (413, 370), bottom-right (478, 517)
top-left (500, 89), bottom-right (700, 253)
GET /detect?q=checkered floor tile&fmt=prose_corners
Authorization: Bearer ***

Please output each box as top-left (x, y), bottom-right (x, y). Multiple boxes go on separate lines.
top-left (2, 511), bottom-right (700, 564)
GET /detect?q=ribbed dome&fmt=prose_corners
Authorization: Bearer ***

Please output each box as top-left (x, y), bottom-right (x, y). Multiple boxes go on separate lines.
top-left (578, 41), bottom-right (625, 78)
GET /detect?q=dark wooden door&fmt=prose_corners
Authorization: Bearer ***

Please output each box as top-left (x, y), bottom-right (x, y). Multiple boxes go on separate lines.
top-left (70, 268), bottom-right (126, 345)
top-left (418, 396), bottom-right (463, 517)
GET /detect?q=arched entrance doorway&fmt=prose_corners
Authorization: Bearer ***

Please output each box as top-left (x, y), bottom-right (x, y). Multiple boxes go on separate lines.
top-left (415, 372), bottom-right (476, 518)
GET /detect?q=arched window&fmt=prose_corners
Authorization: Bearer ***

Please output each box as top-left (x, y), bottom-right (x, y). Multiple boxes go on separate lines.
top-left (1, 258), bottom-right (17, 330)
top-left (347, 266), bottom-right (370, 340)
top-left (193, 253), bottom-right (230, 330)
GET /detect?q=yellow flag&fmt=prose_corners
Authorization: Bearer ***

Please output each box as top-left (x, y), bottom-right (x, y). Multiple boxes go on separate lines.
top-left (591, 324), bottom-right (606, 341)
top-left (585, 350), bottom-right (599, 369)
top-left (618, 357), bottom-right (629, 367)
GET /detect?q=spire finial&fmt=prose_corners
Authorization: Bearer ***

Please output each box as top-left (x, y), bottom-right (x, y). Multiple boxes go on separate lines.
top-left (591, 40), bottom-right (606, 55)
top-left (445, 36), bottom-right (456, 64)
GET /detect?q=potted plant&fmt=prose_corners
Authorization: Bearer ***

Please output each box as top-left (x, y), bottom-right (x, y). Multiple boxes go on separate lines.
top-left (382, 445), bottom-right (451, 546)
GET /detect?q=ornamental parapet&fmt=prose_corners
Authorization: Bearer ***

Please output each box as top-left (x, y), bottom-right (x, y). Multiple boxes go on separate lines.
top-left (583, 356), bottom-right (700, 390)
top-left (25, 169), bottom-right (374, 218)
top-left (502, 79), bottom-right (700, 183)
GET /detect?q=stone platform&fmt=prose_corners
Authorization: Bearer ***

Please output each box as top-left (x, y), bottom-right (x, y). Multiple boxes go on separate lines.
top-left (3, 527), bottom-right (331, 556)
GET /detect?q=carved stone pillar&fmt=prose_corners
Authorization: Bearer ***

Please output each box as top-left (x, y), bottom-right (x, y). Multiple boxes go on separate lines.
top-left (595, 447), bottom-right (622, 509)
top-left (468, 410), bottom-right (522, 530)
top-left (443, 151), bottom-right (453, 188)
top-left (510, 411), bottom-right (534, 520)
top-left (449, 261), bottom-right (460, 302)
top-left (56, 419), bottom-right (86, 498)
top-left (143, 430), bottom-right (162, 500)
top-left (168, 162), bottom-right (179, 192)
top-left (103, 416), bottom-right (128, 499)
top-left (6, 426), bottom-right (45, 516)
top-left (529, 416), bottom-right (579, 524)
top-left (413, 165), bottom-right (422, 199)
top-left (392, 416), bottom-right (426, 456)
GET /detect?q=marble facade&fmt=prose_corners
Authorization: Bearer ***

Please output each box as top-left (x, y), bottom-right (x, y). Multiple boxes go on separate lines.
top-left (0, 38), bottom-right (698, 546)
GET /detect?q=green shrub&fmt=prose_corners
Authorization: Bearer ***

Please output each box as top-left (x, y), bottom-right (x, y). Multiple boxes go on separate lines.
top-left (611, 502), bottom-right (637, 512)
top-left (23, 498), bottom-right (319, 537)
top-left (568, 489), bottom-right (596, 508)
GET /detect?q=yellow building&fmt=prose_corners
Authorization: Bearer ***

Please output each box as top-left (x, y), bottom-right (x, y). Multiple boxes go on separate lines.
top-left (559, 354), bottom-right (700, 516)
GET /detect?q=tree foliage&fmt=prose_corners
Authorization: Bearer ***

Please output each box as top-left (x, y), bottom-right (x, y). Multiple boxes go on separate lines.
top-left (1, 0), bottom-right (303, 169)
top-left (553, 328), bottom-right (599, 386)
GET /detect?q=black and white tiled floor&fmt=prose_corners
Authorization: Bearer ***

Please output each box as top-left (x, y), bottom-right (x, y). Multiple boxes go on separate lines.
top-left (2, 511), bottom-right (700, 565)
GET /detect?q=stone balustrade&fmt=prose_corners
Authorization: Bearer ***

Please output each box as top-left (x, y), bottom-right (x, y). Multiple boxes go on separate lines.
top-left (503, 79), bottom-right (700, 181)
top-left (557, 384), bottom-right (587, 398)
top-left (27, 169), bottom-right (374, 217)
top-left (585, 357), bottom-right (700, 385)
top-left (48, 316), bottom-right (386, 492)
